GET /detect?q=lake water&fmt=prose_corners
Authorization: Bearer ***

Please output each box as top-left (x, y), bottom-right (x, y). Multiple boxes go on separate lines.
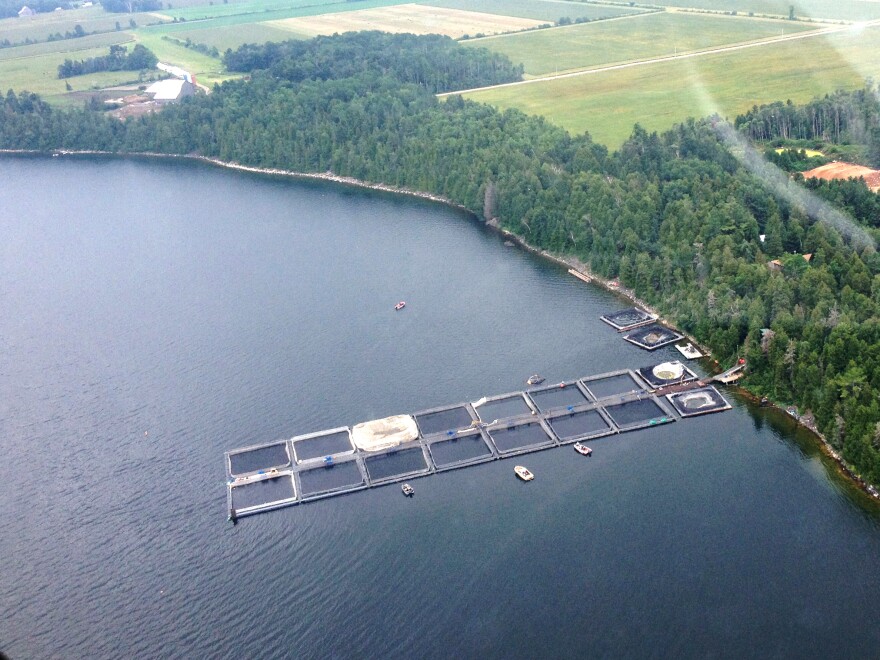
top-left (1, 156), bottom-right (878, 658)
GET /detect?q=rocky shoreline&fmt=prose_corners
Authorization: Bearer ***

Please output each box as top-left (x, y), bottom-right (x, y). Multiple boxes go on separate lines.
top-left (3, 147), bottom-right (877, 502)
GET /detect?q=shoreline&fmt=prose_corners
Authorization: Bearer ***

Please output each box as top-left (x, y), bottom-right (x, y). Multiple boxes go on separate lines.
top-left (3, 147), bottom-right (877, 502)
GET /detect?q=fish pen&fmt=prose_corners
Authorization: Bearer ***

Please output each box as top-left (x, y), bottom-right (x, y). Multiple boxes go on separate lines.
top-left (623, 324), bottom-right (685, 351)
top-left (666, 386), bottom-right (732, 417)
top-left (600, 307), bottom-right (658, 331)
top-left (224, 367), bottom-right (731, 519)
top-left (637, 361), bottom-right (699, 390)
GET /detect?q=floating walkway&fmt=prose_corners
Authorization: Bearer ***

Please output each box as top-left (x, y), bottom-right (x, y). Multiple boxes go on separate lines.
top-left (225, 367), bottom-right (731, 519)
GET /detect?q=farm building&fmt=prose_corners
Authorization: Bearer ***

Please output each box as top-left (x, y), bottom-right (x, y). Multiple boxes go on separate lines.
top-left (145, 79), bottom-right (195, 103)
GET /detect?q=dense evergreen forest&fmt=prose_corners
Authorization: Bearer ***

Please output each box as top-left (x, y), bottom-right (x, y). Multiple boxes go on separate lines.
top-left (57, 44), bottom-right (157, 78)
top-left (1, 32), bottom-right (879, 489)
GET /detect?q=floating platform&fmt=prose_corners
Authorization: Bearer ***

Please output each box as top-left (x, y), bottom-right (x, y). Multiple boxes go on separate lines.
top-left (675, 342), bottom-right (703, 359)
top-left (224, 368), bottom-right (731, 519)
top-left (568, 268), bottom-right (592, 284)
top-left (623, 324), bottom-right (684, 351)
top-left (600, 307), bottom-right (658, 332)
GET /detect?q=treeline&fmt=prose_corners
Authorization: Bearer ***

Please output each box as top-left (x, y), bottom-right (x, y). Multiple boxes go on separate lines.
top-left (735, 89), bottom-right (880, 166)
top-left (222, 32), bottom-right (523, 94)
top-left (1, 34), bottom-right (878, 488)
top-left (0, 0), bottom-right (71, 18)
top-left (99, 0), bottom-right (161, 12)
top-left (765, 147), bottom-right (826, 172)
top-left (57, 44), bottom-right (157, 79)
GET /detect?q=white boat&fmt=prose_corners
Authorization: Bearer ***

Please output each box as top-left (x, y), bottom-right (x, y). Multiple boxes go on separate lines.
top-left (526, 374), bottom-right (545, 385)
top-left (394, 301), bottom-right (406, 311)
top-left (573, 443), bottom-right (592, 456)
top-left (675, 342), bottom-right (703, 359)
top-left (401, 483), bottom-right (414, 496)
top-left (514, 465), bottom-right (534, 481)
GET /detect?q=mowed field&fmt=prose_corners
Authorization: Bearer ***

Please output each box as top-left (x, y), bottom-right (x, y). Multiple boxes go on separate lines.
top-left (469, 12), bottom-right (815, 77)
top-left (641, 0), bottom-right (880, 21)
top-left (267, 4), bottom-right (546, 39)
top-left (464, 25), bottom-right (880, 147)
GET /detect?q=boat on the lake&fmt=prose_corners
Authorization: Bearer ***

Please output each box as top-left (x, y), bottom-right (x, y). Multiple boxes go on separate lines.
top-left (401, 483), bottom-right (414, 496)
top-left (394, 301), bottom-right (406, 310)
top-left (675, 342), bottom-right (702, 359)
top-left (526, 374), bottom-right (545, 385)
top-left (573, 443), bottom-right (592, 456)
top-left (514, 465), bottom-right (534, 481)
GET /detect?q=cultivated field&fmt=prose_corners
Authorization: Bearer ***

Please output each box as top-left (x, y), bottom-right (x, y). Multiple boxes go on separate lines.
top-left (643, 0), bottom-right (880, 21)
top-left (0, 31), bottom-right (133, 62)
top-left (267, 4), bottom-right (546, 39)
top-left (469, 12), bottom-right (815, 77)
top-left (0, 44), bottom-right (163, 100)
top-left (464, 25), bottom-right (880, 147)
top-left (163, 23), bottom-right (293, 51)
top-left (133, 32), bottom-right (234, 86)
top-left (0, 6), bottom-right (166, 44)
top-left (423, 0), bottom-right (644, 22)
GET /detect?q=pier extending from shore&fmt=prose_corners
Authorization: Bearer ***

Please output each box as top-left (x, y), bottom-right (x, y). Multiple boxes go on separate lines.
top-left (225, 369), bottom-right (731, 519)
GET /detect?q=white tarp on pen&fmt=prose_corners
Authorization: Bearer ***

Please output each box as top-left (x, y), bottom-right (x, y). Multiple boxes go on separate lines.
top-left (351, 415), bottom-right (419, 451)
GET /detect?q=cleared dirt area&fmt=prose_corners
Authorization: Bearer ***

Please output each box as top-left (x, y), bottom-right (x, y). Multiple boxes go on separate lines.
top-left (266, 3), bottom-right (546, 39)
top-left (802, 162), bottom-right (880, 190)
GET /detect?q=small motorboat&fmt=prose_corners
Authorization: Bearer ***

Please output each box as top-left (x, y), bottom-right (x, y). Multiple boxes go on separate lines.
top-left (514, 465), bottom-right (534, 481)
top-left (401, 483), bottom-right (414, 496)
top-left (394, 301), bottom-right (406, 311)
top-left (526, 374), bottom-right (545, 386)
top-left (573, 443), bottom-right (592, 457)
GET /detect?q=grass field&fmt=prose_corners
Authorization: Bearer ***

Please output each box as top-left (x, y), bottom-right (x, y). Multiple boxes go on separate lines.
top-left (268, 4), bottom-right (546, 39)
top-left (0, 6), bottom-right (166, 44)
top-left (163, 23), bottom-right (294, 50)
top-left (133, 32), bottom-right (234, 86)
top-left (468, 12), bottom-right (815, 76)
top-left (0, 44), bottom-right (163, 100)
top-left (0, 31), bottom-right (133, 62)
top-left (421, 0), bottom-right (644, 22)
top-left (644, 0), bottom-right (880, 21)
top-left (464, 26), bottom-right (880, 147)
top-left (776, 147), bottom-right (825, 157)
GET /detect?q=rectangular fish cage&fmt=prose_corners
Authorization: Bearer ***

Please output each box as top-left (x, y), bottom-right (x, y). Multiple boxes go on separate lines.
top-left (473, 393), bottom-right (535, 424)
top-left (581, 371), bottom-right (646, 401)
top-left (291, 427), bottom-right (354, 464)
top-left (230, 473), bottom-right (297, 514)
top-left (487, 421), bottom-right (554, 455)
top-left (600, 307), bottom-right (658, 331)
top-left (546, 409), bottom-right (614, 442)
top-left (603, 397), bottom-right (674, 431)
top-left (427, 431), bottom-right (495, 469)
top-left (666, 386), bottom-right (732, 417)
top-left (363, 444), bottom-right (431, 484)
top-left (526, 381), bottom-right (591, 413)
top-left (297, 458), bottom-right (365, 498)
top-left (623, 324), bottom-right (684, 351)
top-left (414, 404), bottom-right (476, 438)
top-left (227, 441), bottom-right (291, 476)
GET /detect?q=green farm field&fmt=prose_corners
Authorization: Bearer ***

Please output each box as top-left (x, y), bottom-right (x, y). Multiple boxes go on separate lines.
top-left (0, 6), bottom-right (166, 44)
top-left (644, 0), bottom-right (880, 21)
top-left (423, 0), bottom-right (643, 22)
top-left (0, 31), bottom-right (133, 61)
top-left (160, 23), bottom-right (293, 50)
top-left (464, 26), bottom-right (880, 147)
top-left (134, 32), bottom-right (235, 85)
top-left (0, 44), bottom-right (163, 100)
top-left (469, 12), bottom-right (815, 76)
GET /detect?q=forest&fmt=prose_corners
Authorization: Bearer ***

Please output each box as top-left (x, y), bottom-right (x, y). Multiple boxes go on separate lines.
top-left (57, 44), bottom-right (157, 78)
top-left (1, 32), bottom-right (878, 488)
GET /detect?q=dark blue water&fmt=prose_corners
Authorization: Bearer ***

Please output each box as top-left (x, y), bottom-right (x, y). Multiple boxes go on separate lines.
top-left (1, 156), bottom-right (879, 658)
